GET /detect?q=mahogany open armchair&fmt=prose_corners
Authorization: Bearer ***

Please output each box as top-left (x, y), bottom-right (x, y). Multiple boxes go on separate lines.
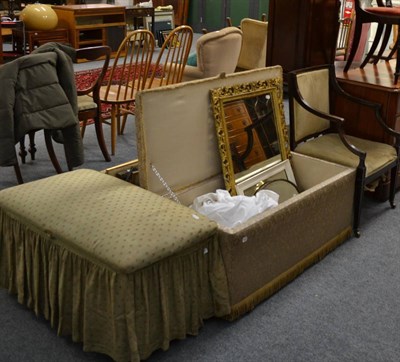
top-left (288, 64), bottom-right (400, 237)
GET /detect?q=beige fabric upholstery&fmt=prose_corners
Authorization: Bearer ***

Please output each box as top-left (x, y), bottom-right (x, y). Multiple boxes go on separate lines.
top-left (182, 27), bottom-right (242, 81)
top-left (292, 66), bottom-right (398, 177)
top-left (0, 169), bottom-right (230, 361)
top-left (295, 134), bottom-right (397, 177)
top-left (135, 67), bottom-right (283, 205)
top-left (135, 68), bottom-right (356, 319)
top-left (293, 68), bottom-right (330, 142)
top-left (236, 18), bottom-right (268, 70)
top-left (218, 153), bottom-right (355, 310)
top-left (77, 94), bottom-right (97, 111)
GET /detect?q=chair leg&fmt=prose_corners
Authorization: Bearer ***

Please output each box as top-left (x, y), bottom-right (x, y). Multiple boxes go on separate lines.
top-left (395, 22), bottom-right (400, 84)
top-left (28, 130), bottom-right (36, 161)
top-left (43, 130), bottom-right (63, 174)
top-left (111, 106), bottom-right (117, 156)
top-left (13, 163), bottom-right (23, 184)
top-left (344, 21), bottom-right (363, 72)
top-left (19, 136), bottom-right (27, 164)
top-left (389, 165), bottom-right (398, 209)
top-left (352, 168), bottom-right (366, 238)
top-left (80, 120), bottom-right (87, 138)
top-left (94, 114), bottom-right (111, 162)
top-left (19, 131), bottom-right (37, 164)
top-left (120, 113), bottom-right (129, 135)
top-left (384, 37), bottom-right (397, 62)
top-left (360, 23), bottom-right (385, 69)
top-left (373, 25), bottom-right (393, 64)
top-left (117, 108), bottom-right (122, 136)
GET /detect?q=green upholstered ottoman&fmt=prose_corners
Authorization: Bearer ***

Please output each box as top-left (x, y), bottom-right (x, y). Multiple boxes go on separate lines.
top-left (0, 169), bottom-right (230, 362)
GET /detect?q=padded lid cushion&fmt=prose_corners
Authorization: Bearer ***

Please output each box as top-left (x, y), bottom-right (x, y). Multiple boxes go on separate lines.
top-left (0, 169), bottom-right (217, 273)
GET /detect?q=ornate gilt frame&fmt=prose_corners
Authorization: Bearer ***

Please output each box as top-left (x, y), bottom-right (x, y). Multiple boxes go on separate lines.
top-left (210, 78), bottom-right (290, 195)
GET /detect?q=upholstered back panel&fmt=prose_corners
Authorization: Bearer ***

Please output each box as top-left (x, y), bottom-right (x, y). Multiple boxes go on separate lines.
top-left (237, 18), bottom-right (268, 70)
top-left (135, 67), bottom-right (283, 206)
top-left (185, 27), bottom-right (242, 80)
top-left (293, 68), bottom-right (330, 143)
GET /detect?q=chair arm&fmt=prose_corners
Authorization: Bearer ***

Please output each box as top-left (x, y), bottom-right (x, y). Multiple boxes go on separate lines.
top-left (75, 46), bottom-right (111, 99)
top-left (181, 65), bottom-right (205, 82)
top-left (331, 72), bottom-right (400, 143)
top-left (293, 91), bottom-right (366, 161)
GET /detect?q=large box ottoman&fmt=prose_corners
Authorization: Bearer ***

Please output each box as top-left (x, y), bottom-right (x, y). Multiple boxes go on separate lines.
top-left (133, 66), bottom-right (356, 319)
top-left (0, 169), bottom-right (230, 361)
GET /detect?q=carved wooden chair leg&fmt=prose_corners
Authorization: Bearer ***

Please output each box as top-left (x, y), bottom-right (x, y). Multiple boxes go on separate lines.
top-left (19, 136), bottom-right (28, 164)
top-left (19, 130), bottom-right (38, 164)
top-left (94, 115), bottom-right (111, 162)
top-left (389, 164), bottom-right (398, 208)
top-left (352, 167), bottom-right (366, 238)
top-left (43, 130), bottom-right (63, 174)
top-left (28, 130), bottom-right (36, 160)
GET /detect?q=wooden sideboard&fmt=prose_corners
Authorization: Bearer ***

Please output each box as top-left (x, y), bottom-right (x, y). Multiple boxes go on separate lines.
top-left (53, 4), bottom-right (126, 55)
top-left (266, 0), bottom-right (340, 76)
top-left (64, 1), bottom-right (189, 26)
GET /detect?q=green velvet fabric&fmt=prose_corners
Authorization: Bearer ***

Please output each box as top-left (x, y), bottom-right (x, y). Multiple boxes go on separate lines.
top-left (186, 52), bottom-right (198, 66)
top-left (0, 169), bottom-right (230, 361)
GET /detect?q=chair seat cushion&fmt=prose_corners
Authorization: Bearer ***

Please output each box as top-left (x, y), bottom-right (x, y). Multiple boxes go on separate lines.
top-left (295, 133), bottom-right (397, 177)
top-left (77, 94), bottom-right (97, 111)
top-left (100, 85), bottom-right (138, 103)
top-left (365, 7), bottom-right (400, 16)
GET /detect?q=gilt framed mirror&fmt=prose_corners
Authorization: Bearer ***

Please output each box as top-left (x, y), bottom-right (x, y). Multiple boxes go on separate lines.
top-left (210, 78), bottom-right (290, 196)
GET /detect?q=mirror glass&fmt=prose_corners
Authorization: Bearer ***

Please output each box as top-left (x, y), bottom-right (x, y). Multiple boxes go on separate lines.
top-left (211, 79), bottom-right (290, 196)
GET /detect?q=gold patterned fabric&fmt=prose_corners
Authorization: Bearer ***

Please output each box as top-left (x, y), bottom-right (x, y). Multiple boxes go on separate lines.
top-left (0, 169), bottom-right (230, 361)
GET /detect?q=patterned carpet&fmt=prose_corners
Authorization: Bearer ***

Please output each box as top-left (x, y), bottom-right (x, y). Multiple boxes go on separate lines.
top-left (74, 63), bottom-right (161, 119)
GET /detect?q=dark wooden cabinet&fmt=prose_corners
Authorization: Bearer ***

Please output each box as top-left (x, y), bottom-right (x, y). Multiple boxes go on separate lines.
top-left (266, 0), bottom-right (340, 75)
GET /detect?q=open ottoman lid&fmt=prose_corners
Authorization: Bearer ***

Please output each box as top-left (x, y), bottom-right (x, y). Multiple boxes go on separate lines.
top-left (135, 66), bottom-right (283, 205)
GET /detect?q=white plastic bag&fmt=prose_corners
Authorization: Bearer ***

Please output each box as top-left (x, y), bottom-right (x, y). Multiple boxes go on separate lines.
top-left (191, 189), bottom-right (279, 228)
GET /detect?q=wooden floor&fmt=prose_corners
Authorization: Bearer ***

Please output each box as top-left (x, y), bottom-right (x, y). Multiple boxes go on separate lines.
top-left (335, 59), bottom-right (400, 91)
